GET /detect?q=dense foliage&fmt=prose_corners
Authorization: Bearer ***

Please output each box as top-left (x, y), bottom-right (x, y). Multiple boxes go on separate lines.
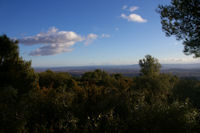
top-left (1, 35), bottom-right (200, 132)
top-left (157, 0), bottom-right (200, 57)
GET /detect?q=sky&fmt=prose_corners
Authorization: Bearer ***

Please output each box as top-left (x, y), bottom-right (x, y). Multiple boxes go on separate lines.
top-left (0, 0), bottom-right (199, 67)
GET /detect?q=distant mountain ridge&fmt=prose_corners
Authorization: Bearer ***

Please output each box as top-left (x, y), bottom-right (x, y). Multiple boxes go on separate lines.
top-left (33, 63), bottom-right (200, 79)
top-left (34, 63), bottom-right (200, 72)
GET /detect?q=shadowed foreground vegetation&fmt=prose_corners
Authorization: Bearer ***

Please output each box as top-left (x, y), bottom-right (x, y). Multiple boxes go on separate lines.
top-left (1, 35), bottom-right (200, 133)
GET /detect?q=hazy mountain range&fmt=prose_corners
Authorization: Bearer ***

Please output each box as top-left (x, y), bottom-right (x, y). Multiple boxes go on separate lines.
top-left (34, 63), bottom-right (200, 71)
top-left (34, 63), bottom-right (200, 79)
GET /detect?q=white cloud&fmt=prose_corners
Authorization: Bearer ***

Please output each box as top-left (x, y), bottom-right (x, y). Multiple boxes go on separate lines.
top-left (19, 27), bottom-right (100, 56)
top-left (129, 6), bottom-right (139, 12)
top-left (84, 33), bottom-right (98, 45)
top-left (121, 5), bottom-right (147, 23)
top-left (19, 27), bottom-right (83, 45)
top-left (30, 44), bottom-right (73, 56)
top-left (101, 34), bottom-right (110, 38)
top-left (122, 5), bottom-right (138, 12)
top-left (121, 13), bottom-right (147, 23)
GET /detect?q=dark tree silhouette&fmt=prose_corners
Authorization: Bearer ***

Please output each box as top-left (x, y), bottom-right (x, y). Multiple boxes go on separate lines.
top-left (157, 0), bottom-right (200, 57)
top-left (0, 35), bottom-right (38, 94)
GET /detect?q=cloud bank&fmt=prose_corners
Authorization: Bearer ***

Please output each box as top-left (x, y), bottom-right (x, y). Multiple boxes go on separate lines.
top-left (121, 5), bottom-right (147, 23)
top-left (19, 27), bottom-right (103, 56)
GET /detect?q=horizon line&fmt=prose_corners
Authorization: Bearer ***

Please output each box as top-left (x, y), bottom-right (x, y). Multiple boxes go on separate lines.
top-left (33, 62), bottom-right (200, 68)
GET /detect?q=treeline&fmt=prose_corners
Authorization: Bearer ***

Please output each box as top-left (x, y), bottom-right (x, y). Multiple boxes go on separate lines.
top-left (1, 35), bottom-right (200, 133)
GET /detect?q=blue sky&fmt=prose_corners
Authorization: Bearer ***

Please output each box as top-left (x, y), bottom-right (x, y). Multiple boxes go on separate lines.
top-left (0, 0), bottom-right (199, 67)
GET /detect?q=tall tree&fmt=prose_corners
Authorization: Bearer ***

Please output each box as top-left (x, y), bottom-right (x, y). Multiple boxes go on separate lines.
top-left (139, 55), bottom-right (161, 76)
top-left (157, 0), bottom-right (200, 57)
top-left (0, 35), bottom-right (38, 94)
top-left (0, 35), bottom-right (39, 132)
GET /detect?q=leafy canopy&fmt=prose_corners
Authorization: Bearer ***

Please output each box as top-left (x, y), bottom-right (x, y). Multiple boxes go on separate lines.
top-left (139, 55), bottom-right (161, 76)
top-left (157, 0), bottom-right (200, 57)
top-left (0, 35), bottom-right (38, 94)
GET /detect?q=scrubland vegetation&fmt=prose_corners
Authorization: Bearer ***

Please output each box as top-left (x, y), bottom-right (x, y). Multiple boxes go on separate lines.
top-left (1, 35), bottom-right (200, 133)
top-left (1, 0), bottom-right (200, 132)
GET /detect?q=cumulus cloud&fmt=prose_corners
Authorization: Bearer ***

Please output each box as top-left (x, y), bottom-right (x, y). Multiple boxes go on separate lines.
top-left (121, 13), bottom-right (147, 23)
top-left (30, 44), bottom-right (73, 56)
top-left (19, 27), bottom-right (100, 56)
top-left (19, 27), bottom-right (83, 45)
top-left (121, 5), bottom-right (147, 23)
